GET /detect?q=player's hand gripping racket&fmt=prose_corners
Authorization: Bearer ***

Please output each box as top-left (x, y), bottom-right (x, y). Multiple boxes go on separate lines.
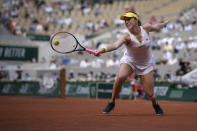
top-left (50, 31), bottom-right (97, 55)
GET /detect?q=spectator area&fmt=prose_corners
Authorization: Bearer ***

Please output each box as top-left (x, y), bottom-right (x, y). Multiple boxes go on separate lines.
top-left (1, 0), bottom-right (197, 36)
top-left (1, 0), bottom-right (197, 82)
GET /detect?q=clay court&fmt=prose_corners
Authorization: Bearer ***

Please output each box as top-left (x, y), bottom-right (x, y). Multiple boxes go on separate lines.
top-left (0, 95), bottom-right (197, 131)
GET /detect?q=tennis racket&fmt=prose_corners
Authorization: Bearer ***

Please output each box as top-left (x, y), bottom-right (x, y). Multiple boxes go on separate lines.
top-left (50, 31), bottom-right (97, 55)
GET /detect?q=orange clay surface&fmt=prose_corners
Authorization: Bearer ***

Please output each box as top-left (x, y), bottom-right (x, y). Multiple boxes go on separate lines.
top-left (0, 95), bottom-right (197, 131)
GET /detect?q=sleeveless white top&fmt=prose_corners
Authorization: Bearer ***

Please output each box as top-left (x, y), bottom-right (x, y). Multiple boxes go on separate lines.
top-left (123, 26), bottom-right (153, 70)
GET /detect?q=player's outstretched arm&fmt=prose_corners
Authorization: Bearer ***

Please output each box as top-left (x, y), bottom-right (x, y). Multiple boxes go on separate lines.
top-left (143, 20), bottom-right (169, 33)
top-left (95, 33), bottom-right (128, 56)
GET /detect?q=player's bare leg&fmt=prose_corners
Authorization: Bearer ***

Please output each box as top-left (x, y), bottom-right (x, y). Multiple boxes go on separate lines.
top-left (140, 71), bottom-right (164, 115)
top-left (103, 63), bottom-right (133, 114)
top-left (140, 71), bottom-right (156, 104)
top-left (111, 63), bottom-right (134, 102)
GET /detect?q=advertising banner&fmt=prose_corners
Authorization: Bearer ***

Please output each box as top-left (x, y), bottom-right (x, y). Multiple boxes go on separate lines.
top-left (0, 45), bottom-right (38, 61)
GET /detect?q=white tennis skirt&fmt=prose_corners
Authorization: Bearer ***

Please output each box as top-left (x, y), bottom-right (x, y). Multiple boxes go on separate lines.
top-left (120, 55), bottom-right (155, 75)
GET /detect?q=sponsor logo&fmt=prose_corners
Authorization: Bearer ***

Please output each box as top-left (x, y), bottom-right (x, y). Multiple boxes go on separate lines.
top-left (154, 86), bottom-right (169, 96)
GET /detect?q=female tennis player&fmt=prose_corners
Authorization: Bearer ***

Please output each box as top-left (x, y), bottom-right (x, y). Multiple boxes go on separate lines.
top-left (95, 12), bottom-right (168, 115)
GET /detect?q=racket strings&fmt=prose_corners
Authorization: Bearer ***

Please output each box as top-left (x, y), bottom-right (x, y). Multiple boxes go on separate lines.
top-left (51, 33), bottom-right (77, 53)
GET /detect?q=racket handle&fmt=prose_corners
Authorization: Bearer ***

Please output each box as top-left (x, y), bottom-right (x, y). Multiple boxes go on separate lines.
top-left (85, 48), bottom-right (97, 55)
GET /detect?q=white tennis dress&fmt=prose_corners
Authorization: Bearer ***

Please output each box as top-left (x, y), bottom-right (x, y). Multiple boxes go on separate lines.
top-left (120, 26), bottom-right (154, 75)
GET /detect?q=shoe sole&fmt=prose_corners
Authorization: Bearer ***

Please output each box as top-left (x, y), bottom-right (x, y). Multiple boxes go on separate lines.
top-left (102, 111), bottom-right (109, 114)
top-left (156, 113), bottom-right (164, 116)
top-left (102, 108), bottom-right (114, 114)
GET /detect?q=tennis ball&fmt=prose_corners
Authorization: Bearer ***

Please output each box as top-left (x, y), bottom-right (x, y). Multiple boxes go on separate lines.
top-left (53, 40), bottom-right (59, 46)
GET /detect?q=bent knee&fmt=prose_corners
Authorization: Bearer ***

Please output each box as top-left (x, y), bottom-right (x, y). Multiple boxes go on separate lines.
top-left (144, 89), bottom-right (153, 97)
top-left (145, 91), bottom-right (156, 99)
top-left (116, 75), bottom-right (127, 83)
